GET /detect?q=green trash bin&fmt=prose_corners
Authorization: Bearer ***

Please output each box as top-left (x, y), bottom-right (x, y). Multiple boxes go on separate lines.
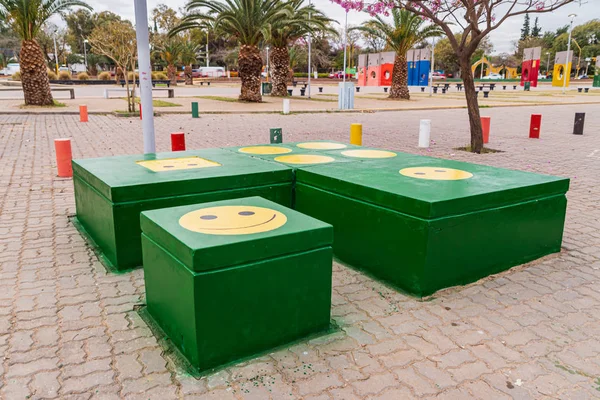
top-left (524, 81), bottom-right (531, 91)
top-left (594, 75), bottom-right (600, 88)
top-left (262, 82), bottom-right (272, 95)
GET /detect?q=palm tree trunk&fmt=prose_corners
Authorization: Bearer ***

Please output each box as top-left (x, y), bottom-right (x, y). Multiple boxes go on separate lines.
top-left (185, 65), bottom-right (193, 85)
top-left (167, 64), bottom-right (177, 86)
top-left (19, 40), bottom-right (54, 106)
top-left (460, 57), bottom-right (483, 153)
top-left (270, 46), bottom-right (290, 97)
top-left (389, 53), bottom-right (409, 100)
top-left (238, 45), bottom-right (262, 102)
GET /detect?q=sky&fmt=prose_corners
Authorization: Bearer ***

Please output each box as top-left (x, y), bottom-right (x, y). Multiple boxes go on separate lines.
top-left (75, 0), bottom-right (599, 54)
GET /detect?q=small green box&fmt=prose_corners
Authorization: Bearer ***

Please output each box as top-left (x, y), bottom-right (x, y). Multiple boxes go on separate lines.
top-left (73, 149), bottom-right (293, 271)
top-left (295, 153), bottom-right (569, 297)
top-left (141, 196), bottom-right (333, 373)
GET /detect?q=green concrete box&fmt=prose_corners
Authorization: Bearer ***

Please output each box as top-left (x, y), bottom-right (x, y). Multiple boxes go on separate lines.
top-left (141, 196), bottom-right (333, 373)
top-left (73, 149), bottom-right (294, 271)
top-left (295, 154), bottom-right (569, 297)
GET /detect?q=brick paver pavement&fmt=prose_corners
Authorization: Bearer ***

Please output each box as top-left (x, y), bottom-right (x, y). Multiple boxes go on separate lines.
top-left (0, 104), bottom-right (599, 399)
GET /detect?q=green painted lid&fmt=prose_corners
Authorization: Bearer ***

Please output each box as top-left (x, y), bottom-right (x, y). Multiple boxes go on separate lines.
top-left (141, 196), bottom-right (333, 272)
top-left (72, 149), bottom-right (293, 203)
top-left (296, 153), bottom-right (570, 219)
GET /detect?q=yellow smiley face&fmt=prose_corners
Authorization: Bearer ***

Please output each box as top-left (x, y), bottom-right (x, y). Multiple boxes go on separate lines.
top-left (238, 146), bottom-right (292, 155)
top-left (179, 206), bottom-right (287, 235)
top-left (399, 167), bottom-right (473, 180)
top-left (341, 149), bottom-right (397, 159)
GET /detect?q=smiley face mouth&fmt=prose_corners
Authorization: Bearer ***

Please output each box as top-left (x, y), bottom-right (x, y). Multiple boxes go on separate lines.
top-left (198, 214), bottom-right (278, 231)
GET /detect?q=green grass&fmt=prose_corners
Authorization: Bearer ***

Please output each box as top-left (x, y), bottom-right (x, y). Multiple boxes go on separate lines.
top-left (288, 96), bottom-right (336, 102)
top-left (195, 95), bottom-right (240, 103)
top-left (19, 99), bottom-right (66, 109)
top-left (120, 97), bottom-right (181, 107)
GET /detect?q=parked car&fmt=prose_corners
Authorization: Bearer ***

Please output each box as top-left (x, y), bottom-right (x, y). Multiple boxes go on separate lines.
top-left (481, 73), bottom-right (502, 80)
top-left (577, 74), bottom-right (589, 80)
top-left (328, 71), bottom-right (353, 79)
top-left (1, 63), bottom-right (20, 75)
top-left (432, 72), bottom-right (446, 80)
top-left (198, 67), bottom-right (226, 77)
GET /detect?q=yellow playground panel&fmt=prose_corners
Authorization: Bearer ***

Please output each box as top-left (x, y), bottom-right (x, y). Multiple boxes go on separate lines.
top-left (471, 56), bottom-right (517, 79)
top-left (552, 51), bottom-right (573, 88)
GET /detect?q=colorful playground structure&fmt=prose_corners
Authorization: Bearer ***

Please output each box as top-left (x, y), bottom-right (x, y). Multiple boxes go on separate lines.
top-left (520, 47), bottom-right (542, 87)
top-left (357, 49), bottom-right (431, 87)
top-left (594, 57), bottom-right (600, 87)
top-left (471, 56), bottom-right (518, 79)
top-left (552, 50), bottom-right (574, 88)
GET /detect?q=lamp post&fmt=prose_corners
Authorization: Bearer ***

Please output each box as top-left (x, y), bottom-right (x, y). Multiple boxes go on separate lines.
top-left (83, 39), bottom-right (89, 71)
top-left (429, 38), bottom-right (435, 97)
top-left (340, 10), bottom-right (348, 109)
top-left (546, 52), bottom-right (550, 75)
top-left (563, 13), bottom-right (576, 94)
top-left (266, 46), bottom-right (270, 83)
top-left (307, 0), bottom-right (312, 98)
top-left (53, 31), bottom-right (59, 74)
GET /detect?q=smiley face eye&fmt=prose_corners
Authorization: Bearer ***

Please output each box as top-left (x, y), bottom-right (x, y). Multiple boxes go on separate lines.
top-left (200, 215), bottom-right (217, 220)
top-left (238, 211), bottom-right (255, 216)
top-left (414, 172), bottom-right (426, 175)
top-left (435, 169), bottom-right (447, 172)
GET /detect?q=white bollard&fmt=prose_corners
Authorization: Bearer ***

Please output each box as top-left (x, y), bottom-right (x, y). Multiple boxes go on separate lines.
top-left (283, 99), bottom-right (290, 115)
top-left (418, 119), bottom-right (431, 148)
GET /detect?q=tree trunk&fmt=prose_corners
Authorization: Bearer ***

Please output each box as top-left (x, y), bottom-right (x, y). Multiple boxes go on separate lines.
top-left (459, 58), bottom-right (483, 153)
top-left (389, 53), bottom-right (409, 100)
top-left (167, 64), bottom-right (177, 86)
top-left (238, 45), bottom-right (262, 102)
top-left (184, 65), bottom-right (193, 85)
top-left (270, 46), bottom-right (290, 97)
top-left (19, 40), bottom-right (54, 106)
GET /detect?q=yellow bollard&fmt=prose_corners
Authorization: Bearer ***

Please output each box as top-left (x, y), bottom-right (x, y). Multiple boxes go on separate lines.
top-left (350, 123), bottom-right (362, 146)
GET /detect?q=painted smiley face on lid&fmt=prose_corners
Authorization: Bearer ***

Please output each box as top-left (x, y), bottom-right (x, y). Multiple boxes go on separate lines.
top-left (296, 142), bottom-right (347, 150)
top-left (274, 154), bottom-right (335, 164)
top-left (399, 167), bottom-right (473, 180)
top-left (179, 206), bottom-right (287, 235)
top-left (238, 146), bottom-right (292, 155)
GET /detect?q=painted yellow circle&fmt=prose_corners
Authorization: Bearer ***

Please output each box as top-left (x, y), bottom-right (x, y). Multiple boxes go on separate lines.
top-left (399, 167), bottom-right (473, 180)
top-left (238, 146), bottom-right (292, 155)
top-left (179, 206), bottom-right (287, 235)
top-left (341, 149), bottom-right (397, 159)
top-left (297, 142), bottom-right (347, 150)
top-left (274, 154), bottom-right (335, 164)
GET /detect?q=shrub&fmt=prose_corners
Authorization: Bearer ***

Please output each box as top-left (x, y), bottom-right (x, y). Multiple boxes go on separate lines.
top-left (98, 71), bottom-right (111, 81)
top-left (58, 71), bottom-right (71, 80)
top-left (127, 71), bottom-right (139, 81)
top-left (154, 72), bottom-right (167, 80)
top-left (229, 71), bottom-right (238, 77)
top-left (47, 70), bottom-right (57, 80)
top-left (77, 72), bottom-right (90, 81)
top-left (11, 72), bottom-right (21, 81)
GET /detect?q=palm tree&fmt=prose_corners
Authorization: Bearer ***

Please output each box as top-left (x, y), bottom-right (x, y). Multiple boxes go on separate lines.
top-left (180, 42), bottom-right (199, 85)
top-left (268, 0), bottom-right (333, 96)
top-left (353, 9), bottom-right (441, 100)
top-left (0, 0), bottom-right (91, 105)
top-left (172, 0), bottom-right (290, 102)
top-left (156, 40), bottom-right (183, 86)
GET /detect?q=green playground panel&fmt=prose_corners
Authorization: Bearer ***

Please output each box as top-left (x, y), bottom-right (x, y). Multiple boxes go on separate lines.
top-left (295, 154), bottom-right (569, 297)
top-left (141, 197), bottom-right (333, 373)
top-left (73, 149), bottom-right (293, 271)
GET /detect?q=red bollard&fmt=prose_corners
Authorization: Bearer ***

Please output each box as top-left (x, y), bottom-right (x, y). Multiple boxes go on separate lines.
top-left (79, 105), bottom-right (88, 122)
top-left (139, 102), bottom-right (142, 120)
top-left (529, 114), bottom-right (542, 139)
top-left (480, 116), bottom-right (491, 144)
top-left (55, 138), bottom-right (73, 178)
top-left (171, 132), bottom-right (186, 151)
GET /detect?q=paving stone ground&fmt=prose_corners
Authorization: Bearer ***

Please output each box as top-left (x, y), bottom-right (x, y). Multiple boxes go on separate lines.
top-left (0, 104), bottom-right (599, 399)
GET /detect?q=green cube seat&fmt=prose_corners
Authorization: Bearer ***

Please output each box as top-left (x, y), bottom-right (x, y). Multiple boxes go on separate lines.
top-left (73, 149), bottom-right (293, 271)
top-left (295, 153), bottom-right (569, 297)
top-left (141, 196), bottom-right (333, 373)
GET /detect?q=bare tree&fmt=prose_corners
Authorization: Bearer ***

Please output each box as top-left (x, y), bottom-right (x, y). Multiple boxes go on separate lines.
top-left (332, 0), bottom-right (577, 153)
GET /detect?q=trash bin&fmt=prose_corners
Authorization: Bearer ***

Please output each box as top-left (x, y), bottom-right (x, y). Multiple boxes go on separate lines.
top-left (594, 75), bottom-right (600, 88)
top-left (261, 82), bottom-right (272, 95)
top-left (524, 81), bottom-right (531, 91)
top-left (338, 82), bottom-right (354, 110)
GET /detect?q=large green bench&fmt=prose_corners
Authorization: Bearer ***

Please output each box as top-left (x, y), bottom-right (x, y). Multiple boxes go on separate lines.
top-left (141, 196), bottom-right (333, 373)
top-left (72, 149), bottom-right (293, 271)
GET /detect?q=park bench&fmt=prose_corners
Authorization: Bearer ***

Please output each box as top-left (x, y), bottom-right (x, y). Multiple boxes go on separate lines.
top-left (104, 87), bottom-right (174, 99)
top-left (0, 87), bottom-right (75, 99)
top-left (119, 80), bottom-right (172, 88)
top-left (456, 83), bottom-right (463, 91)
top-left (153, 88), bottom-right (175, 98)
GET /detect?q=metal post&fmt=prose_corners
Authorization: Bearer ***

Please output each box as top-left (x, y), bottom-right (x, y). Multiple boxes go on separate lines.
top-left (83, 39), bottom-right (88, 70)
top-left (53, 33), bottom-right (59, 74)
top-left (480, 54), bottom-right (484, 79)
top-left (546, 52), bottom-right (550, 75)
top-left (206, 32), bottom-right (209, 67)
top-left (429, 38), bottom-right (435, 97)
top-left (307, 0), bottom-right (312, 98)
top-left (266, 46), bottom-right (269, 83)
top-left (341, 10), bottom-right (348, 109)
top-left (564, 14), bottom-right (576, 94)
top-left (134, 0), bottom-right (156, 154)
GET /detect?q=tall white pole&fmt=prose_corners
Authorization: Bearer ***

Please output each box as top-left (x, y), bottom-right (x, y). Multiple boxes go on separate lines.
top-left (83, 39), bottom-right (88, 70)
top-left (266, 46), bottom-right (270, 83)
top-left (341, 10), bottom-right (348, 109)
top-left (307, 0), bottom-right (312, 98)
top-left (563, 14), bottom-right (576, 94)
top-left (480, 54), bottom-right (484, 79)
top-left (134, 0), bottom-right (156, 154)
top-left (53, 34), bottom-right (59, 74)
top-left (429, 38), bottom-right (435, 97)
top-left (206, 32), bottom-right (209, 67)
